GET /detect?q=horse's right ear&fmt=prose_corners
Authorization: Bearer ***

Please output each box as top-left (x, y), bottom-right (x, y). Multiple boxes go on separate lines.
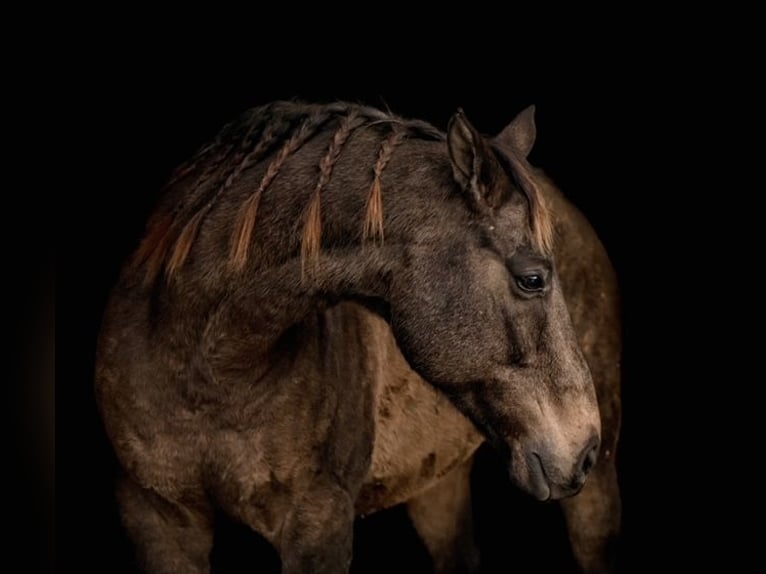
top-left (448, 110), bottom-right (506, 211)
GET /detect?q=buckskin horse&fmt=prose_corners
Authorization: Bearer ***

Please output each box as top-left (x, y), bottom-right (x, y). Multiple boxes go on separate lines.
top-left (95, 101), bottom-right (620, 573)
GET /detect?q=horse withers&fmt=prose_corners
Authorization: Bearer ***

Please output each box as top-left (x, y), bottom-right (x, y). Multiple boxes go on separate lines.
top-left (96, 101), bottom-right (604, 573)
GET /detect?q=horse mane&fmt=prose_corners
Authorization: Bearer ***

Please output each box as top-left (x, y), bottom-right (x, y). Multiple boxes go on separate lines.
top-left (133, 102), bottom-right (553, 282)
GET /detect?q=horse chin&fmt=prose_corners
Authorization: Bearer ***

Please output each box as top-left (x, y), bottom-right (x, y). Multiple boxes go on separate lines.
top-left (510, 451), bottom-right (552, 502)
top-left (526, 453), bottom-right (553, 501)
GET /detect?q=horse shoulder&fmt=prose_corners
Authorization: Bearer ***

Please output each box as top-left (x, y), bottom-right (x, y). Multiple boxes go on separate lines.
top-left (351, 306), bottom-right (483, 514)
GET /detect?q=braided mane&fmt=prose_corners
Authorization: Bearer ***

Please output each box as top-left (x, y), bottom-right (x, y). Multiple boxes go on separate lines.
top-left (132, 102), bottom-right (552, 282)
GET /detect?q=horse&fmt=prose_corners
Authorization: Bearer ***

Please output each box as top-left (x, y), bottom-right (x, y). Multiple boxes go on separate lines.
top-left (95, 101), bottom-right (607, 573)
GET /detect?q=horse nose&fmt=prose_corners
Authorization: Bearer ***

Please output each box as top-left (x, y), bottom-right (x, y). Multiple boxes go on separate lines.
top-left (574, 435), bottom-right (600, 482)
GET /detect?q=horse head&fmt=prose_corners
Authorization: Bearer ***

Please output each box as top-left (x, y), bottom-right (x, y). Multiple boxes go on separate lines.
top-left (389, 108), bottom-right (601, 501)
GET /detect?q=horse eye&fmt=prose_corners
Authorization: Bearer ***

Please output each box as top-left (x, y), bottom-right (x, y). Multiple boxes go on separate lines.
top-left (516, 274), bottom-right (545, 292)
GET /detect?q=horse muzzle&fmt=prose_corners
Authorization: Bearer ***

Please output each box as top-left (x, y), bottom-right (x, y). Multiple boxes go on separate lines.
top-left (512, 433), bottom-right (600, 501)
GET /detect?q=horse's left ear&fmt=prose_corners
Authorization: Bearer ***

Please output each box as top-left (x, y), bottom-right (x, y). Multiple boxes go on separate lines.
top-left (448, 109), bottom-right (506, 211)
top-left (494, 105), bottom-right (537, 158)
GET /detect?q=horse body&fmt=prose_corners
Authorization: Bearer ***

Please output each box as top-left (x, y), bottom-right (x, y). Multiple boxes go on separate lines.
top-left (96, 101), bottom-right (610, 573)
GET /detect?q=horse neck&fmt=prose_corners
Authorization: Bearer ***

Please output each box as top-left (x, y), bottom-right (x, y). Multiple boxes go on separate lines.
top-left (197, 242), bottom-right (398, 381)
top-left (200, 136), bottom-right (450, 369)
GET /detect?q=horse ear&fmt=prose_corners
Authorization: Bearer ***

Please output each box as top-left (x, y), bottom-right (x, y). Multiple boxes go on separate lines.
top-left (494, 105), bottom-right (536, 158)
top-left (448, 110), bottom-right (505, 211)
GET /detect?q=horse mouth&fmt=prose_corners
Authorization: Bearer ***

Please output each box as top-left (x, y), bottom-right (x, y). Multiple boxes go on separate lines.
top-left (527, 453), bottom-right (551, 502)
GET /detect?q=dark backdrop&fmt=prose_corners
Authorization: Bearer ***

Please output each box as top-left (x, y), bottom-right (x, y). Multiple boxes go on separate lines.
top-left (57, 51), bottom-right (680, 573)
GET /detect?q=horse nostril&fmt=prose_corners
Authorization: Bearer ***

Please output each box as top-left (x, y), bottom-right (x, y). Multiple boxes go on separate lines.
top-left (577, 435), bottom-right (600, 477)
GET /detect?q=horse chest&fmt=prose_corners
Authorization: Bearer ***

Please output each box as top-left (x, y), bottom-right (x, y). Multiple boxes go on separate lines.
top-left (356, 369), bottom-right (483, 515)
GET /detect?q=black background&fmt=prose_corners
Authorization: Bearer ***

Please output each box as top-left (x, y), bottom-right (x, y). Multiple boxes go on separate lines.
top-left (54, 42), bottom-right (701, 573)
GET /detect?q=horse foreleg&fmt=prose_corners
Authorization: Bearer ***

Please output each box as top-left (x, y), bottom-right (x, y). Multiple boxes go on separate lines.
top-left (280, 475), bottom-right (356, 574)
top-left (117, 477), bottom-right (214, 574)
top-left (406, 456), bottom-right (479, 574)
top-left (559, 457), bottom-right (621, 574)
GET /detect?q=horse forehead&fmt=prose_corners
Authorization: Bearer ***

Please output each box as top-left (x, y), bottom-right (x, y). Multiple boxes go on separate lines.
top-left (481, 208), bottom-right (530, 254)
top-left (499, 192), bottom-right (533, 225)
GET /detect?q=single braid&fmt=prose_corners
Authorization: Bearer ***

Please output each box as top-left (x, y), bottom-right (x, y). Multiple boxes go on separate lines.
top-left (301, 111), bottom-right (364, 274)
top-left (364, 127), bottom-right (407, 242)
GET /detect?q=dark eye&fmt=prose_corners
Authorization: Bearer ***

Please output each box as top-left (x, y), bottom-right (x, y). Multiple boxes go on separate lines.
top-left (516, 274), bottom-right (545, 292)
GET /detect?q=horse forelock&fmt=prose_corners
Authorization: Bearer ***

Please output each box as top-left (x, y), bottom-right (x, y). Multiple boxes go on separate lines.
top-left (492, 143), bottom-right (554, 254)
